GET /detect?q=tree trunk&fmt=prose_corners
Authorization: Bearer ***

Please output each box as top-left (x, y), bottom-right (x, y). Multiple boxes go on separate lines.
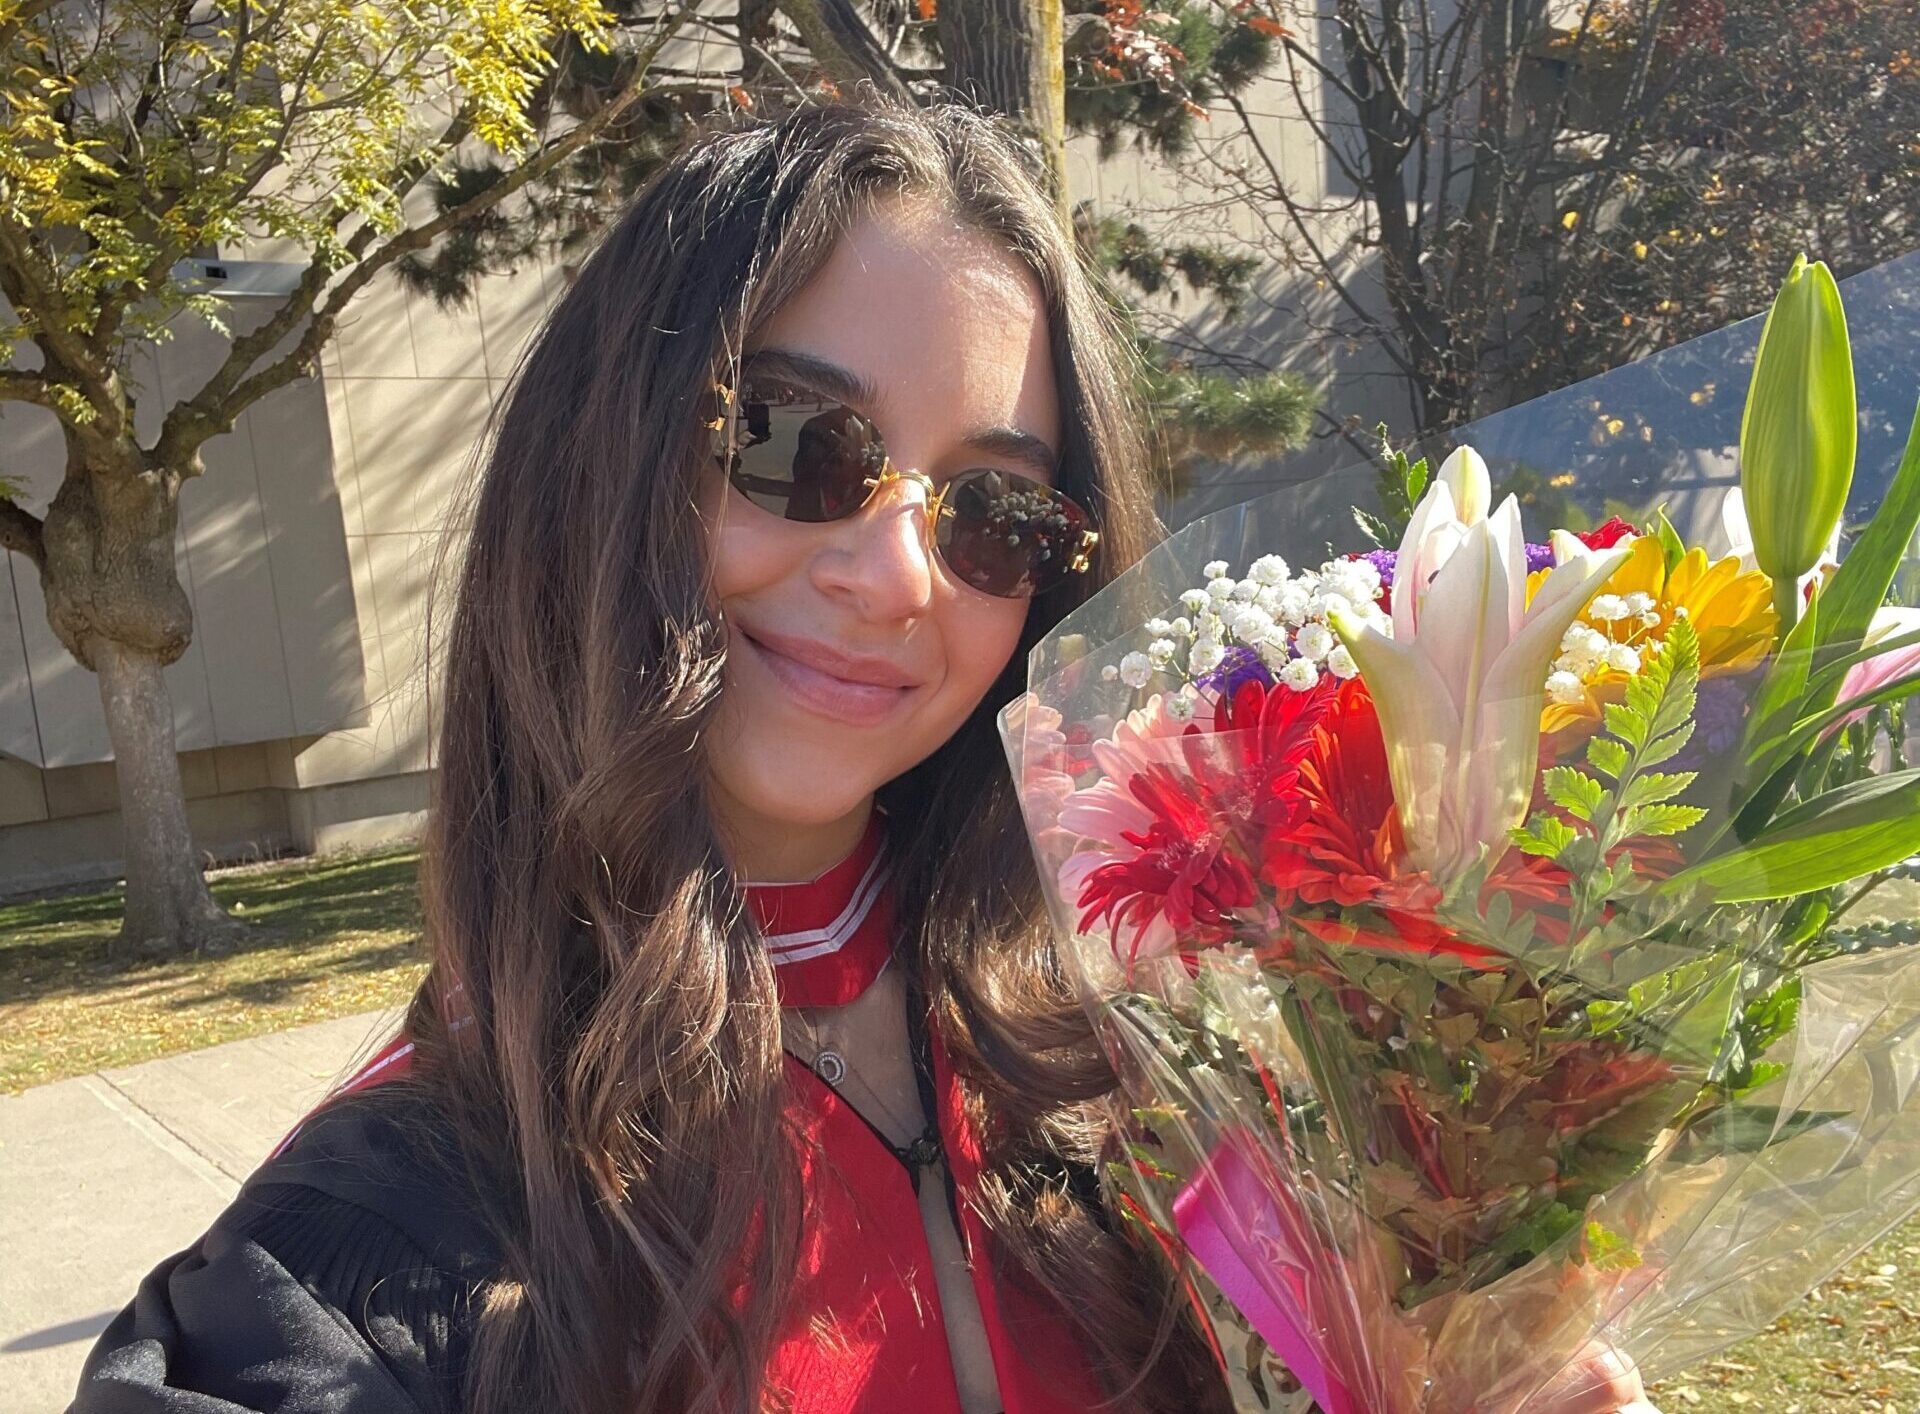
top-left (37, 445), bottom-right (242, 957)
top-left (93, 635), bottom-right (244, 956)
top-left (939, 0), bottom-right (1069, 220)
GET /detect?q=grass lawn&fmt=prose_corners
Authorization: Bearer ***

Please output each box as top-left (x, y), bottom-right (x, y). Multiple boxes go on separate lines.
top-left (1647, 1217), bottom-right (1920, 1413)
top-left (4, 853), bottom-right (1919, 1408)
top-left (0, 844), bottom-right (426, 1093)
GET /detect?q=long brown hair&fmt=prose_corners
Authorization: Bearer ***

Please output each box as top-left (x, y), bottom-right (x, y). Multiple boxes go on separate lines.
top-left (408, 94), bottom-right (1229, 1414)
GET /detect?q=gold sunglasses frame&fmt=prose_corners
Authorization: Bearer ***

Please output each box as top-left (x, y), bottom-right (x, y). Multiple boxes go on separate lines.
top-left (705, 381), bottom-right (1100, 581)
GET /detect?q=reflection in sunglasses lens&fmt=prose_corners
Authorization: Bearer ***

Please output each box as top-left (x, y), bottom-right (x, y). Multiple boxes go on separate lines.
top-left (717, 383), bottom-right (1087, 598)
top-left (939, 470), bottom-right (1089, 597)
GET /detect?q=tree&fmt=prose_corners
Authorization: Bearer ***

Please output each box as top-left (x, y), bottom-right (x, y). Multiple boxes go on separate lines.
top-left (0, 0), bottom-right (698, 954)
top-left (1175, 0), bottom-right (1917, 439)
top-left (1516, 0), bottom-right (1920, 403)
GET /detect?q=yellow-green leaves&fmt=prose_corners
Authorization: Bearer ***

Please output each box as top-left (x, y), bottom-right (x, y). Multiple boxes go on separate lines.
top-left (0, 0), bottom-right (618, 353)
top-left (1738, 254), bottom-right (1857, 632)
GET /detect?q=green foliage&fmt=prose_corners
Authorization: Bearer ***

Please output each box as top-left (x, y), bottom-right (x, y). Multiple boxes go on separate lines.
top-left (1078, 210), bottom-right (1261, 317)
top-left (1138, 355), bottom-right (1316, 465)
top-left (1581, 1220), bottom-right (1643, 1272)
top-left (1352, 425), bottom-right (1429, 546)
top-left (0, 0), bottom-right (616, 354)
top-left (1668, 769), bottom-right (1920, 903)
top-left (1071, 203), bottom-right (1318, 490)
top-left (1512, 617), bottom-right (1707, 890)
top-left (1651, 507), bottom-right (1688, 575)
top-left (1811, 400), bottom-right (1920, 668)
top-left (1063, 0), bottom-right (1280, 162)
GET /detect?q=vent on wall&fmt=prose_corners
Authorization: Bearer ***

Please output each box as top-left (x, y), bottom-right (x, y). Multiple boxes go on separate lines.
top-left (168, 258), bottom-right (306, 299)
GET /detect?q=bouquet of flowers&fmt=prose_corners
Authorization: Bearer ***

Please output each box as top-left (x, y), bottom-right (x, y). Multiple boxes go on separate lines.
top-left (999, 256), bottom-right (1920, 1412)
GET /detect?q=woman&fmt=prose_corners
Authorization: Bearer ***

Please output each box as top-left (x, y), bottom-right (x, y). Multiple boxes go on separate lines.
top-left (72, 98), bottom-right (1659, 1414)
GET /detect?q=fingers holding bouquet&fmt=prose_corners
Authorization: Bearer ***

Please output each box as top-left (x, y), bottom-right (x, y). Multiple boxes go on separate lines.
top-left (1530, 1345), bottom-right (1659, 1414)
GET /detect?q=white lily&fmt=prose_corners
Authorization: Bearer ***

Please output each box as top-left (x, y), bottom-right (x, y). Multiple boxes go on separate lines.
top-left (1435, 445), bottom-right (1493, 524)
top-left (1332, 475), bottom-right (1631, 877)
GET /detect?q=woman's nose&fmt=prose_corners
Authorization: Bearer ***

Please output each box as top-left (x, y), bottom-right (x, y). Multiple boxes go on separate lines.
top-left (812, 460), bottom-right (940, 617)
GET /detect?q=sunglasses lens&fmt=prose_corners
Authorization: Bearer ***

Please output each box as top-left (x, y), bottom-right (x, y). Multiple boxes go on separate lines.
top-left (936, 469), bottom-right (1092, 598)
top-left (720, 378), bottom-right (884, 523)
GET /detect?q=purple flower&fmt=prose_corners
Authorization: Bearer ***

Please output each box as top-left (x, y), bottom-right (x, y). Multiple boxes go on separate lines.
top-left (1196, 644), bottom-right (1274, 696)
top-left (1358, 543), bottom-right (1555, 594)
top-left (1357, 548), bottom-right (1399, 590)
top-left (1670, 668), bottom-right (1760, 775)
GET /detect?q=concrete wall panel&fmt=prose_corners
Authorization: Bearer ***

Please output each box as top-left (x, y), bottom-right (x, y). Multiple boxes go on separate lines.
top-left (177, 398), bottom-right (296, 747)
top-left (245, 380), bottom-right (370, 738)
top-left (0, 556), bottom-right (41, 769)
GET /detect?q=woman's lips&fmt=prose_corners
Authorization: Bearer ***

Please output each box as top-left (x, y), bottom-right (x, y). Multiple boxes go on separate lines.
top-left (741, 631), bottom-right (914, 727)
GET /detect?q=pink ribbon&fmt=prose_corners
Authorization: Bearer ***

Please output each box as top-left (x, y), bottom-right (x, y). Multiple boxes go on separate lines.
top-left (1173, 1133), bottom-right (1367, 1414)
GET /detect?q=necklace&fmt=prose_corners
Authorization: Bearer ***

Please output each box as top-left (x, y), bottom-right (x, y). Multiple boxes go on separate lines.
top-left (783, 965), bottom-right (946, 1188)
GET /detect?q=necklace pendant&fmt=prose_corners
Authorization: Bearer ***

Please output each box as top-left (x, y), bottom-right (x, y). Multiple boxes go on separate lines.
top-left (814, 1048), bottom-right (847, 1086)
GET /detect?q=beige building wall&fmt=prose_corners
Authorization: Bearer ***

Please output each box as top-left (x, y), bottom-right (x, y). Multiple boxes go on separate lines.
top-left (0, 249), bottom-right (563, 892)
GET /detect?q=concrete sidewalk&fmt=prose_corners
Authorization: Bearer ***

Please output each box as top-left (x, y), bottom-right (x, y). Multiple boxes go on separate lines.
top-left (0, 1010), bottom-right (405, 1414)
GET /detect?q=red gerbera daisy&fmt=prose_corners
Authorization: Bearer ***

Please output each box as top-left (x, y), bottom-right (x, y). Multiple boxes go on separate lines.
top-left (1259, 678), bottom-right (1405, 910)
top-left (1074, 762), bottom-right (1259, 969)
top-left (1260, 680), bottom-right (1571, 967)
top-left (1068, 676), bottom-right (1336, 970)
top-left (1194, 672), bottom-right (1339, 830)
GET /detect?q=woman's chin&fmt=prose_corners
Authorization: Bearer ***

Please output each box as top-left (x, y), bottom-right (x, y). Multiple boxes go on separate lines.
top-left (710, 760), bottom-right (888, 833)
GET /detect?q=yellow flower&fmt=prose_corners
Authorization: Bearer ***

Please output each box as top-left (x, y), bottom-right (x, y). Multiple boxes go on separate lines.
top-left (1529, 534), bottom-right (1777, 741)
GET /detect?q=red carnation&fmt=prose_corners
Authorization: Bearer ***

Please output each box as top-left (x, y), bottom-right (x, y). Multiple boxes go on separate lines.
top-left (1577, 516), bottom-right (1639, 550)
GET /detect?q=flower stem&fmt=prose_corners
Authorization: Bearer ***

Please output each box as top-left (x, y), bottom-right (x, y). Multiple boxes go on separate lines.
top-left (1773, 576), bottom-right (1801, 641)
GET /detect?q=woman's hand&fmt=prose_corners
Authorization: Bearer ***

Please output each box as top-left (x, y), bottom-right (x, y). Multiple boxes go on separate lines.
top-left (1530, 1344), bottom-right (1661, 1413)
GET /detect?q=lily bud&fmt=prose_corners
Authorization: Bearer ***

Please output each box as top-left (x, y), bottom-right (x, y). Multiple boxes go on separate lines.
top-left (1435, 446), bottom-right (1492, 525)
top-left (1739, 254), bottom-right (1856, 627)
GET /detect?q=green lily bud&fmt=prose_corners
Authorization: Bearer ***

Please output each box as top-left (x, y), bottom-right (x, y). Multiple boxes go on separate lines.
top-left (1739, 254), bottom-right (1856, 629)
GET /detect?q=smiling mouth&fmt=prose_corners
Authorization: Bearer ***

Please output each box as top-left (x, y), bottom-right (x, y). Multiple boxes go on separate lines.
top-left (739, 631), bottom-right (915, 727)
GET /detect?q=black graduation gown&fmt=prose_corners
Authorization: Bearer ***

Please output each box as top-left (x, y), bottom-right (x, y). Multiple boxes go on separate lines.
top-left (69, 1089), bottom-right (496, 1414)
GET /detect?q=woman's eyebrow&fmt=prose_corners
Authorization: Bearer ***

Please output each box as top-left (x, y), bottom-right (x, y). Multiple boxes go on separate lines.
top-left (962, 426), bottom-right (1058, 480)
top-left (740, 347), bottom-right (880, 408)
top-left (741, 345), bottom-right (1059, 476)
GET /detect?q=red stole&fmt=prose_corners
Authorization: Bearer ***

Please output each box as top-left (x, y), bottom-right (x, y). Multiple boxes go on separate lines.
top-left (280, 807), bottom-right (1109, 1413)
top-left (747, 806), bottom-right (1107, 1413)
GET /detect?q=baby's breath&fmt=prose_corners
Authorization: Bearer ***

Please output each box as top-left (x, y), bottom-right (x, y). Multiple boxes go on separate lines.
top-left (1105, 551), bottom-right (1392, 697)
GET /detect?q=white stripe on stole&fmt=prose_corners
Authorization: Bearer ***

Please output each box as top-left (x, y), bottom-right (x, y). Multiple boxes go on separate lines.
top-left (763, 849), bottom-right (892, 965)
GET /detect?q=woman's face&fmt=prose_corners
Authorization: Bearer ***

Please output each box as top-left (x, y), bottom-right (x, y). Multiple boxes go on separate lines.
top-left (698, 197), bottom-right (1062, 871)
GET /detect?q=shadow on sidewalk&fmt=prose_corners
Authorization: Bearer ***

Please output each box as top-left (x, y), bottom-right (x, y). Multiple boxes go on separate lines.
top-left (2, 1310), bottom-right (116, 1353)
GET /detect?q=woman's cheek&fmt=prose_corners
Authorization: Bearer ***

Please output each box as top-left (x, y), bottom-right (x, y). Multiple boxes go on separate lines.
top-left (946, 596), bottom-right (1029, 716)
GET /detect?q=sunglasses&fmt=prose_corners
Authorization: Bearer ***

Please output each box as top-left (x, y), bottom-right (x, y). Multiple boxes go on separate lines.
top-left (704, 376), bottom-right (1099, 599)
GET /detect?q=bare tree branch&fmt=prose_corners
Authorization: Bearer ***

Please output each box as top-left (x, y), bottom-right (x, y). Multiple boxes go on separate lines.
top-left (0, 371), bottom-right (62, 409)
top-left (0, 494), bottom-right (46, 570)
top-left (775, 0), bottom-right (913, 100)
top-left (1221, 89), bottom-right (1421, 387)
top-left (0, 222), bottom-right (122, 434)
top-left (157, 16), bottom-right (708, 464)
